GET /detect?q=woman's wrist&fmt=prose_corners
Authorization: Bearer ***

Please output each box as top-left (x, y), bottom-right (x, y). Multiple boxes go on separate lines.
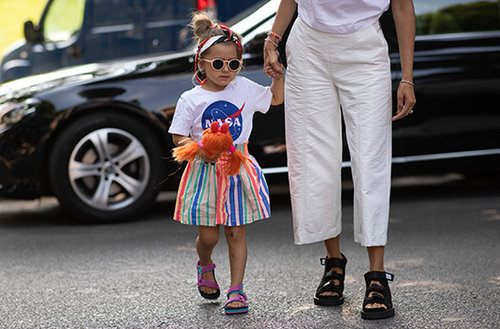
top-left (400, 79), bottom-right (415, 87)
top-left (265, 31), bottom-right (282, 48)
top-left (265, 38), bottom-right (279, 48)
top-left (267, 31), bottom-right (282, 42)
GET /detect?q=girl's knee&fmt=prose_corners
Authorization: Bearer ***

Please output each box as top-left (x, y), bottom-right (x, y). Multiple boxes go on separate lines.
top-left (198, 226), bottom-right (220, 247)
top-left (225, 226), bottom-right (246, 240)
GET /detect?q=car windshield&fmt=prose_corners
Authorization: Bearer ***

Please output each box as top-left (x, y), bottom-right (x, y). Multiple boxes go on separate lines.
top-left (43, 0), bottom-right (85, 43)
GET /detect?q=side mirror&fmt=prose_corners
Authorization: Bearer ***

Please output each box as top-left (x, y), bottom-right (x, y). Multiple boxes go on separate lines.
top-left (24, 20), bottom-right (42, 43)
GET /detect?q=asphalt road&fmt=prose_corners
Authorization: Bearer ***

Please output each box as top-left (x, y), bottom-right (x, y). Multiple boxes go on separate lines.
top-left (0, 174), bottom-right (499, 329)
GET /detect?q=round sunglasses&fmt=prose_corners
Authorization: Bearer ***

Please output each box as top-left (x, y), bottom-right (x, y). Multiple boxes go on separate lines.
top-left (201, 58), bottom-right (243, 71)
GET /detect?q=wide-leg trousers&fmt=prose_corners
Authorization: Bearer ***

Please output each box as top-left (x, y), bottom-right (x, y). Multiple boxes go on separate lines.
top-left (285, 17), bottom-right (392, 246)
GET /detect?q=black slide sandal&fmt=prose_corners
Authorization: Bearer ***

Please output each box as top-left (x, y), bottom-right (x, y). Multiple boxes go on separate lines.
top-left (313, 253), bottom-right (347, 306)
top-left (361, 271), bottom-right (395, 319)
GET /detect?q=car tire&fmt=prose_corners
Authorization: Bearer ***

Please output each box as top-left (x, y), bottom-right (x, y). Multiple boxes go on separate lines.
top-left (49, 112), bottom-right (165, 223)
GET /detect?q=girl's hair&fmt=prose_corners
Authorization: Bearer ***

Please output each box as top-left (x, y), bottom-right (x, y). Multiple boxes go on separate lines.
top-left (190, 11), bottom-right (243, 54)
top-left (190, 11), bottom-right (243, 84)
top-left (172, 122), bottom-right (247, 176)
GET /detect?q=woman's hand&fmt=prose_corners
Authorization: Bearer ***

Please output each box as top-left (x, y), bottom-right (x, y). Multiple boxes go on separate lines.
top-left (264, 41), bottom-right (284, 80)
top-left (392, 83), bottom-right (416, 121)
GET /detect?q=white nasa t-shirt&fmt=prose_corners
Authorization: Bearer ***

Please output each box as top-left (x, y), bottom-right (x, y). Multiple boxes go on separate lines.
top-left (169, 76), bottom-right (273, 145)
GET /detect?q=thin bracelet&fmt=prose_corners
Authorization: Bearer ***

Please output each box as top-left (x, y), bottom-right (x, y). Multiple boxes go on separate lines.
top-left (265, 37), bottom-right (279, 48)
top-left (267, 31), bottom-right (282, 41)
top-left (400, 80), bottom-right (415, 86)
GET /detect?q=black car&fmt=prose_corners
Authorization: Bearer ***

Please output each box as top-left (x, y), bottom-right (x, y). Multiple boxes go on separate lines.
top-left (1, 0), bottom-right (499, 222)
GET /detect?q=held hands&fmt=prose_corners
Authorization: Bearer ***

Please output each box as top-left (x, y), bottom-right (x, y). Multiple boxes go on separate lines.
top-left (263, 38), bottom-right (285, 80)
top-left (392, 81), bottom-right (417, 121)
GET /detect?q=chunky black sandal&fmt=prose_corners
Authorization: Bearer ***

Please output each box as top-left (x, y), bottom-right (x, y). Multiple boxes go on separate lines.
top-left (361, 271), bottom-right (395, 320)
top-left (313, 253), bottom-right (347, 306)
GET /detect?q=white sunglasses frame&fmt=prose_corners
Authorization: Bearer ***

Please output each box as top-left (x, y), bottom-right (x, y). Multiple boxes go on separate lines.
top-left (200, 58), bottom-right (243, 71)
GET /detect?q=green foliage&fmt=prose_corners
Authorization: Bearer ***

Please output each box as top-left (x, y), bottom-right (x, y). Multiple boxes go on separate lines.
top-left (0, 0), bottom-right (45, 55)
top-left (416, 1), bottom-right (500, 35)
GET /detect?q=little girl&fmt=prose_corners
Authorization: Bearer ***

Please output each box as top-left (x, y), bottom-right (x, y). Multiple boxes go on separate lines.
top-left (168, 12), bottom-right (284, 315)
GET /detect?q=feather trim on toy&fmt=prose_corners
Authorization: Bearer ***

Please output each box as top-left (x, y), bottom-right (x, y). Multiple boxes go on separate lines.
top-left (172, 122), bottom-right (247, 176)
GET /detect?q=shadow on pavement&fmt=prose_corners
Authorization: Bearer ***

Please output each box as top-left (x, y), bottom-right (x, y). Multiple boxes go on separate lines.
top-left (0, 172), bottom-right (498, 228)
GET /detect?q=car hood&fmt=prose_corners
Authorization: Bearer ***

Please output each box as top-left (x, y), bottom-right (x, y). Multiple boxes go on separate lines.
top-left (0, 51), bottom-right (194, 103)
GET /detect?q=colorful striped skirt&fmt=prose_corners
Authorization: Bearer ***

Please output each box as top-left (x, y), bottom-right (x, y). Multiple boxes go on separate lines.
top-left (173, 143), bottom-right (271, 226)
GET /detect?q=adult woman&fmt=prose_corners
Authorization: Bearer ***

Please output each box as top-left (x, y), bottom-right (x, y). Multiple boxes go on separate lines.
top-left (263, 0), bottom-right (416, 319)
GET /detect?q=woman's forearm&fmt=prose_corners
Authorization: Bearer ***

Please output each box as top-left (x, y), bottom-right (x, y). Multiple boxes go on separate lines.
top-left (392, 0), bottom-right (416, 82)
top-left (271, 0), bottom-right (297, 36)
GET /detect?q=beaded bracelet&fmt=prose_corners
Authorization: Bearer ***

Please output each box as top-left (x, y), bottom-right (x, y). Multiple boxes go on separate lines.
top-left (267, 31), bottom-right (282, 41)
top-left (400, 80), bottom-right (415, 86)
top-left (265, 37), bottom-right (279, 48)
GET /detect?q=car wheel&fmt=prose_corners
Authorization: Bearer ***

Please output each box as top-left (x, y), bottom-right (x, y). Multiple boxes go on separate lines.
top-left (49, 112), bottom-right (165, 223)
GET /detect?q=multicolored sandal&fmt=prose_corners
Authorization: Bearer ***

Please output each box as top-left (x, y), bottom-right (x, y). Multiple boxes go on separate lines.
top-left (221, 284), bottom-right (248, 315)
top-left (197, 261), bottom-right (220, 300)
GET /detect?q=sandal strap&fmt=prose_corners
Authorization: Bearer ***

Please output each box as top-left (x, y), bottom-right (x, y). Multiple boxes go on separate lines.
top-left (227, 284), bottom-right (245, 296)
top-left (317, 280), bottom-right (343, 295)
top-left (197, 261), bottom-right (216, 274)
top-left (366, 284), bottom-right (385, 295)
top-left (363, 294), bottom-right (385, 305)
top-left (199, 278), bottom-right (219, 289)
top-left (324, 271), bottom-right (343, 281)
top-left (225, 293), bottom-right (247, 306)
top-left (222, 285), bottom-right (248, 309)
top-left (364, 271), bottom-right (394, 283)
top-left (320, 253), bottom-right (347, 269)
top-left (317, 271), bottom-right (343, 292)
top-left (197, 261), bottom-right (219, 290)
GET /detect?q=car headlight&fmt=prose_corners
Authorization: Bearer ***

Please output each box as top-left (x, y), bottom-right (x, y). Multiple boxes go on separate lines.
top-left (0, 98), bottom-right (40, 132)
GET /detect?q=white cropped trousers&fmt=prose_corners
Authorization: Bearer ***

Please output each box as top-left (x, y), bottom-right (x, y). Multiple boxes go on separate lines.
top-left (285, 17), bottom-right (393, 246)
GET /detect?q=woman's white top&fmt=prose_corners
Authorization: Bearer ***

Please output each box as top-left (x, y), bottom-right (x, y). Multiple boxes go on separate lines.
top-left (295, 0), bottom-right (390, 34)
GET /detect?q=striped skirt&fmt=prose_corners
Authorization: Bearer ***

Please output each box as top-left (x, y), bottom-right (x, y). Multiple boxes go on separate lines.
top-left (173, 143), bottom-right (271, 226)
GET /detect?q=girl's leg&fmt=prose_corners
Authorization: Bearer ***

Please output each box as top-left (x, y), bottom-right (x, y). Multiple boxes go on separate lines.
top-left (197, 225), bottom-right (220, 295)
top-left (224, 225), bottom-right (247, 308)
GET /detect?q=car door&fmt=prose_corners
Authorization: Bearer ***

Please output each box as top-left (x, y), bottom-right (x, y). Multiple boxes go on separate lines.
top-left (29, 0), bottom-right (87, 75)
top-left (144, 1), bottom-right (196, 54)
top-left (84, 0), bottom-right (146, 62)
top-left (392, 0), bottom-right (500, 161)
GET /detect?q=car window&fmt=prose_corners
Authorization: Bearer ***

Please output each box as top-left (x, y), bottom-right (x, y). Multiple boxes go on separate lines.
top-left (145, 1), bottom-right (194, 21)
top-left (415, 0), bottom-right (500, 35)
top-left (92, 0), bottom-right (142, 26)
top-left (43, 0), bottom-right (85, 42)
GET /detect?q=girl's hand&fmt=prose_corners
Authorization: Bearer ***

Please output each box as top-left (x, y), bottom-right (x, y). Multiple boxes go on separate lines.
top-left (392, 83), bottom-right (416, 121)
top-left (264, 40), bottom-right (284, 80)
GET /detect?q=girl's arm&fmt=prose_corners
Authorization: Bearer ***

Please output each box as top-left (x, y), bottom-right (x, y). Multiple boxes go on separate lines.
top-left (172, 134), bottom-right (219, 163)
top-left (172, 134), bottom-right (193, 147)
top-left (391, 0), bottom-right (417, 121)
top-left (270, 75), bottom-right (284, 106)
top-left (264, 0), bottom-right (297, 79)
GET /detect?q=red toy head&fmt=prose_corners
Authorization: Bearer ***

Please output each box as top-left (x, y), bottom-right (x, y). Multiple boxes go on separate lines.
top-left (173, 122), bottom-right (247, 176)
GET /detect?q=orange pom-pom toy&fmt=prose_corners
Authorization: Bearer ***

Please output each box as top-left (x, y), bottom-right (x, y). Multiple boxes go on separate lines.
top-left (173, 122), bottom-right (247, 176)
